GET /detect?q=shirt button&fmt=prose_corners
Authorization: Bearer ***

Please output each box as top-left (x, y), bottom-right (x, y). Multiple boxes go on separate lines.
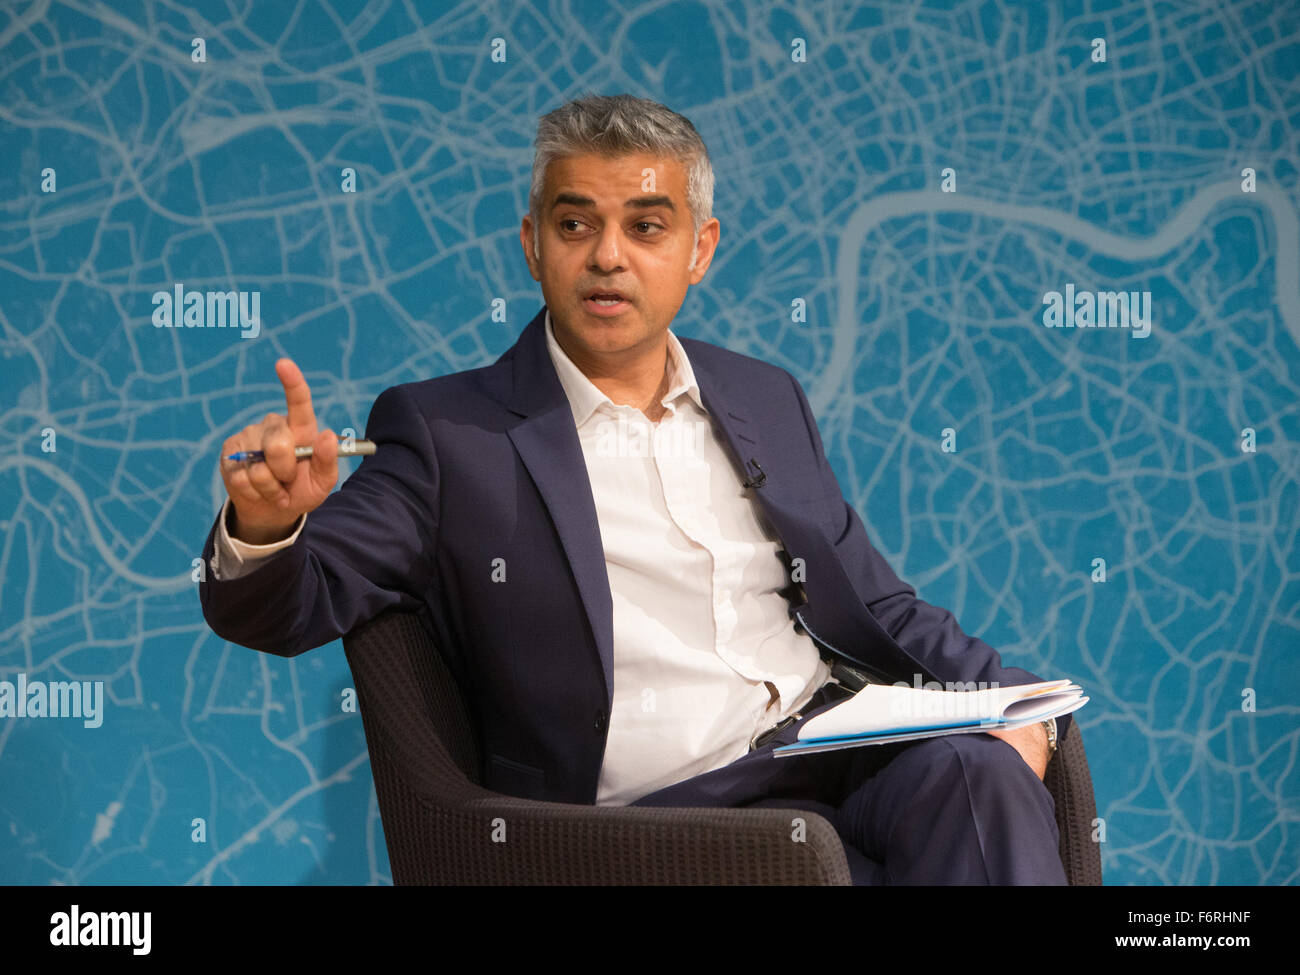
top-left (594, 711), bottom-right (607, 732)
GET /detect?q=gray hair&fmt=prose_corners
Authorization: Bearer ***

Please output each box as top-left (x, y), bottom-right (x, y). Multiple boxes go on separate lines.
top-left (528, 94), bottom-right (714, 269)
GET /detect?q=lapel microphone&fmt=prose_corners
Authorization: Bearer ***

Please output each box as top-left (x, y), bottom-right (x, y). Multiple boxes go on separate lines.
top-left (741, 457), bottom-right (767, 489)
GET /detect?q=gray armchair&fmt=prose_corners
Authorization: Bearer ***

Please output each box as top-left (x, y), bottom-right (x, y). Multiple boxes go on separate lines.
top-left (342, 608), bottom-right (1103, 884)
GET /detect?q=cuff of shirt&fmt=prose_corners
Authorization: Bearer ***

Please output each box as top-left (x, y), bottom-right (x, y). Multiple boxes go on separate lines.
top-left (211, 498), bottom-right (306, 581)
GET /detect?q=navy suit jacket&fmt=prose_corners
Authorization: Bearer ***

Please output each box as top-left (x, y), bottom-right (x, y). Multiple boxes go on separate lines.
top-left (199, 304), bottom-right (1067, 804)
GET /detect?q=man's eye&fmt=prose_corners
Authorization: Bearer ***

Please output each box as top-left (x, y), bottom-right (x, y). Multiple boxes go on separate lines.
top-left (559, 219), bottom-right (661, 234)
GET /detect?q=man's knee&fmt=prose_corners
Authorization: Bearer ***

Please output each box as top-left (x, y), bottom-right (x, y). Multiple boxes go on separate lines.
top-left (896, 731), bottom-right (1038, 777)
top-left (944, 730), bottom-right (1040, 772)
top-left (942, 733), bottom-right (1060, 830)
top-left (881, 732), bottom-right (1057, 820)
top-left (863, 733), bottom-right (1064, 883)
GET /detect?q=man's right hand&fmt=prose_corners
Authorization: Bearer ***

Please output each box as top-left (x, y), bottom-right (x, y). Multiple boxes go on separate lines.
top-left (219, 358), bottom-right (339, 545)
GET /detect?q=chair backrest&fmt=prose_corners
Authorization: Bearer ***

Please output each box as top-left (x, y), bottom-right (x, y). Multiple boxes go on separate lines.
top-left (343, 608), bottom-right (479, 790)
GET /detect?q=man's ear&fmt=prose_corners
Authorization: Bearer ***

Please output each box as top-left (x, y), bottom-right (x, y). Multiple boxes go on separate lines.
top-left (520, 215), bottom-right (542, 282)
top-left (688, 217), bottom-right (721, 284)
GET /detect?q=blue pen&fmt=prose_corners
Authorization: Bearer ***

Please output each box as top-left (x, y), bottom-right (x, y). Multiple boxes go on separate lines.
top-left (225, 439), bottom-right (377, 462)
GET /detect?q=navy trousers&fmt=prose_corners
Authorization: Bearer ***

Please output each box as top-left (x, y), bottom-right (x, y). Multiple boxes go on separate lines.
top-left (630, 683), bottom-right (1067, 885)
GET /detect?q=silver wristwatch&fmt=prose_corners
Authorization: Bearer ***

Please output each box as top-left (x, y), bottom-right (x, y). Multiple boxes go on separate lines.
top-left (1042, 717), bottom-right (1058, 757)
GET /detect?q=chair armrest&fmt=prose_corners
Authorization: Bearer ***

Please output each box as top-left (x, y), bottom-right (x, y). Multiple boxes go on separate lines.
top-left (366, 738), bottom-right (851, 884)
top-left (1045, 720), bottom-right (1104, 886)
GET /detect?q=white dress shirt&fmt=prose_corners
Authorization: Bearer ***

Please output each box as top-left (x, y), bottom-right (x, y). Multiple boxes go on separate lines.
top-left (210, 310), bottom-right (832, 804)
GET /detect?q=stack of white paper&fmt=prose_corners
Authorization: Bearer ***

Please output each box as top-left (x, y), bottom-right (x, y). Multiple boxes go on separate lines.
top-left (773, 679), bottom-right (1088, 757)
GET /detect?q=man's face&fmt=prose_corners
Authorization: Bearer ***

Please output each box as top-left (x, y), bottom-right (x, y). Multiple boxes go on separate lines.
top-left (520, 151), bottom-right (719, 366)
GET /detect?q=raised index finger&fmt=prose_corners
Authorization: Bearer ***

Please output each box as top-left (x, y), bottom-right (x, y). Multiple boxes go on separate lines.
top-left (275, 358), bottom-right (317, 432)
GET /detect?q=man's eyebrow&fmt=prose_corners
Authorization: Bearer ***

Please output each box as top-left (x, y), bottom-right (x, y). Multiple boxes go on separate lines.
top-left (551, 192), bottom-right (677, 213)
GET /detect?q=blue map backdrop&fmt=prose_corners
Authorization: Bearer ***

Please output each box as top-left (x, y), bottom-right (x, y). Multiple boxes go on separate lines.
top-left (1, 0), bottom-right (1297, 885)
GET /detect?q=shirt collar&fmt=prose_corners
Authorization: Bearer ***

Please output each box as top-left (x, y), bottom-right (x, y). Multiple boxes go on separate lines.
top-left (544, 307), bottom-right (704, 427)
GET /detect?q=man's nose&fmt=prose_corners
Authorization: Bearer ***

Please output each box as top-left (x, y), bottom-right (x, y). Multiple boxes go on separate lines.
top-left (588, 223), bottom-right (626, 270)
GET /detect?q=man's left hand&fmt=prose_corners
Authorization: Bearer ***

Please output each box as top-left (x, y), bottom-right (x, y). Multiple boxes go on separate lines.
top-left (985, 723), bottom-right (1051, 781)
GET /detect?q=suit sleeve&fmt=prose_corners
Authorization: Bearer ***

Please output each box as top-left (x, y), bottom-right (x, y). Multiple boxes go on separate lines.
top-left (785, 371), bottom-right (1072, 744)
top-left (209, 499), bottom-right (305, 580)
top-left (198, 383), bottom-right (440, 656)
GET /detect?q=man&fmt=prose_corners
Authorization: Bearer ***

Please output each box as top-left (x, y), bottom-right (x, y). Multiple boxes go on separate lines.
top-left (200, 94), bottom-right (1068, 884)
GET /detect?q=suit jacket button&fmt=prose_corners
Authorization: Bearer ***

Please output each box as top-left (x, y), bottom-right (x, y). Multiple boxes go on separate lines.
top-left (594, 711), bottom-right (607, 732)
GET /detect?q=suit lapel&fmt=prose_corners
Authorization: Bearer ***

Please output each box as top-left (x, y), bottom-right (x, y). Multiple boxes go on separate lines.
top-left (691, 351), bottom-right (942, 685)
top-left (503, 308), bottom-right (617, 702)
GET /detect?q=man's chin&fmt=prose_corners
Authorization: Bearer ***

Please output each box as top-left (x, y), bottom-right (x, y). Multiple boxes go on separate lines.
top-left (572, 305), bottom-right (640, 335)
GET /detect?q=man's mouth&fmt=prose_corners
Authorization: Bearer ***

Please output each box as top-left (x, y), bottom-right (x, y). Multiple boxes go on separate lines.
top-left (583, 290), bottom-right (632, 315)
